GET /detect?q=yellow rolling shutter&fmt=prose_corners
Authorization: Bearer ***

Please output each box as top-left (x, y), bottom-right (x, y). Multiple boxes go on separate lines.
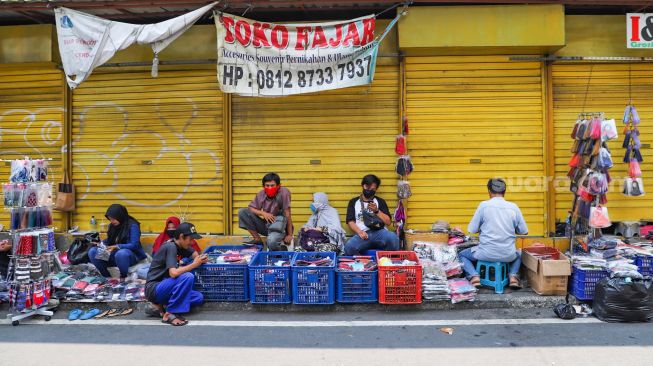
top-left (553, 63), bottom-right (653, 223)
top-left (71, 66), bottom-right (225, 233)
top-left (0, 64), bottom-right (65, 228)
top-left (231, 65), bottom-right (400, 234)
top-left (406, 56), bottom-right (546, 235)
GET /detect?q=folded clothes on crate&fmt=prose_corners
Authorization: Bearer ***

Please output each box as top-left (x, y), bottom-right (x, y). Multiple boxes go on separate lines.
top-left (338, 256), bottom-right (377, 271)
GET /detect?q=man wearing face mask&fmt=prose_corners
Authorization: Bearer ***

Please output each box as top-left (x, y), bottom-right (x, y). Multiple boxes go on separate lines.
top-left (343, 174), bottom-right (400, 255)
top-left (238, 172), bottom-right (293, 250)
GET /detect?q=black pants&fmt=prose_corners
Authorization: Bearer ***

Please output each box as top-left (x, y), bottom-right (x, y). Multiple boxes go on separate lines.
top-left (238, 208), bottom-right (286, 250)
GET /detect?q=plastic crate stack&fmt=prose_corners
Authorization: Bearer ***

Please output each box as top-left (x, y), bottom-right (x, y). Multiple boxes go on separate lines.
top-left (194, 245), bottom-right (260, 302)
top-left (635, 256), bottom-right (653, 276)
top-left (336, 256), bottom-right (378, 303)
top-left (248, 251), bottom-right (295, 304)
top-left (376, 251), bottom-right (422, 304)
top-left (569, 265), bottom-right (609, 301)
top-left (291, 252), bottom-right (336, 305)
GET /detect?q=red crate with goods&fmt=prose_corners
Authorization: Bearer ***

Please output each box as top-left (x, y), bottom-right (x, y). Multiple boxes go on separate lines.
top-left (376, 251), bottom-right (422, 304)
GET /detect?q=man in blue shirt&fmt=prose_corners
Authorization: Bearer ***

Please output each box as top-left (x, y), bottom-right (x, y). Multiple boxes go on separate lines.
top-left (459, 178), bottom-right (528, 288)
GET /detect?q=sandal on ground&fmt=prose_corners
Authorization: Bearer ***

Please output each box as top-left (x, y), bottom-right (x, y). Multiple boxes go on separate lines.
top-left (469, 276), bottom-right (481, 288)
top-left (107, 308), bottom-right (124, 317)
top-left (162, 313), bottom-right (188, 326)
top-left (94, 309), bottom-right (112, 319)
top-left (509, 276), bottom-right (522, 289)
top-left (108, 308), bottom-right (133, 317)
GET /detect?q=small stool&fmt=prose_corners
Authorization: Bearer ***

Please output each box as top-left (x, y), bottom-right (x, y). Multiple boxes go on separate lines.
top-left (476, 261), bottom-right (509, 294)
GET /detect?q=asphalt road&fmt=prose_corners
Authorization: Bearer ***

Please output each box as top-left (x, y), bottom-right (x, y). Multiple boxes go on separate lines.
top-left (2, 308), bottom-right (652, 366)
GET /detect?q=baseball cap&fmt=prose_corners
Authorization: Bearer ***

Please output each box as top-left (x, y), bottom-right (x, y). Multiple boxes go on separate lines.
top-left (176, 222), bottom-right (202, 239)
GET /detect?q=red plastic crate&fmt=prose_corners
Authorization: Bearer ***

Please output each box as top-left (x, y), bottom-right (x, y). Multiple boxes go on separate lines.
top-left (376, 251), bottom-right (422, 304)
top-left (523, 245), bottom-right (561, 260)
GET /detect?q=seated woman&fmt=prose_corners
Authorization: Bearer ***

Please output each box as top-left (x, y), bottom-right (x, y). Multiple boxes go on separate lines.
top-left (88, 204), bottom-right (146, 281)
top-left (152, 217), bottom-right (201, 255)
top-left (296, 192), bottom-right (346, 254)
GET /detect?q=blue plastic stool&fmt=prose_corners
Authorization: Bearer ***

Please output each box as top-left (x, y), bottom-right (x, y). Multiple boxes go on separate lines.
top-left (476, 261), bottom-right (509, 294)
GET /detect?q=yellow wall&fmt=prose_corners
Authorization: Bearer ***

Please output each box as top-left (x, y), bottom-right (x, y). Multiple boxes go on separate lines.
top-left (0, 25), bottom-right (55, 63)
top-left (398, 4), bottom-right (565, 55)
top-left (557, 15), bottom-right (653, 57)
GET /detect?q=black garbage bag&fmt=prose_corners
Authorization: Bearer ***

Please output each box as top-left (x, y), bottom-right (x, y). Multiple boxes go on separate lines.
top-left (554, 303), bottom-right (577, 320)
top-left (593, 277), bottom-right (653, 323)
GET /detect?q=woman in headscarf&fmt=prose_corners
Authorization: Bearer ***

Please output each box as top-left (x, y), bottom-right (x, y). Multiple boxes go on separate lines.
top-left (296, 192), bottom-right (346, 254)
top-left (152, 216), bottom-right (201, 254)
top-left (88, 204), bottom-right (146, 280)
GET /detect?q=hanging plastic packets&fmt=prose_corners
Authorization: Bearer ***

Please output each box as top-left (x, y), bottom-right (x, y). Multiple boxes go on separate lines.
top-left (601, 119), bottom-right (618, 141)
top-left (623, 177), bottom-right (645, 197)
top-left (10, 159), bottom-right (29, 183)
top-left (38, 183), bottom-right (52, 206)
top-left (396, 155), bottom-right (413, 176)
top-left (589, 206), bottom-right (611, 228)
top-left (395, 135), bottom-right (407, 155)
top-left (36, 159), bottom-right (48, 182)
top-left (397, 180), bottom-right (412, 199)
top-left (597, 148), bottom-right (613, 170)
top-left (3, 183), bottom-right (13, 207)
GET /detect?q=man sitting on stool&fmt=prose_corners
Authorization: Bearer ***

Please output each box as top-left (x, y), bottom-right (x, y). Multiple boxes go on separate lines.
top-left (145, 222), bottom-right (208, 326)
top-left (459, 178), bottom-right (528, 289)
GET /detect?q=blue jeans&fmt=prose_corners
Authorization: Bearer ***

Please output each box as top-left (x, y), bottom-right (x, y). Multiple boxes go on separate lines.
top-left (344, 229), bottom-right (400, 256)
top-left (458, 248), bottom-right (521, 279)
top-left (88, 246), bottom-right (139, 278)
top-left (155, 273), bottom-right (204, 314)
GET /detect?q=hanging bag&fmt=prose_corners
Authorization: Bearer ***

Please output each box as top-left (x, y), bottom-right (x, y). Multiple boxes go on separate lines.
top-left (397, 180), bottom-right (412, 199)
top-left (601, 119), bottom-right (618, 141)
top-left (597, 147), bottom-right (613, 170)
top-left (623, 177), bottom-right (645, 197)
top-left (54, 168), bottom-right (75, 212)
top-left (571, 120), bottom-right (581, 140)
top-left (590, 117), bottom-right (602, 140)
top-left (629, 160), bottom-right (642, 178)
top-left (396, 155), bottom-right (413, 176)
top-left (589, 206), bottom-right (612, 228)
top-left (395, 135), bottom-right (407, 155)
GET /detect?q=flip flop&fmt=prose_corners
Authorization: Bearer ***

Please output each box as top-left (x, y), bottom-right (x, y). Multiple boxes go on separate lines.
top-left (94, 309), bottom-right (112, 319)
top-left (68, 308), bottom-right (83, 321)
top-left (80, 308), bottom-right (101, 320)
top-left (162, 313), bottom-right (188, 326)
top-left (107, 308), bottom-right (125, 317)
top-left (117, 308), bottom-right (134, 317)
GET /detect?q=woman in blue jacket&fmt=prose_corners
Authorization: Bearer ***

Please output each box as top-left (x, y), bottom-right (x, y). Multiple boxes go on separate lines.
top-left (88, 204), bottom-right (146, 280)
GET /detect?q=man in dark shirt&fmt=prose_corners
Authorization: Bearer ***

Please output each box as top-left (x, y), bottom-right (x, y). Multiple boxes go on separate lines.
top-left (145, 222), bottom-right (208, 326)
top-left (343, 174), bottom-right (400, 255)
top-left (238, 172), bottom-right (294, 250)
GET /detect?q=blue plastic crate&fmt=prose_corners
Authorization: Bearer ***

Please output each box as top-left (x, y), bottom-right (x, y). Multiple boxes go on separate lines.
top-left (291, 252), bottom-right (336, 305)
top-left (635, 256), bottom-right (653, 270)
top-left (570, 278), bottom-right (599, 301)
top-left (572, 266), bottom-right (609, 283)
top-left (248, 252), bottom-right (295, 304)
top-left (336, 256), bottom-right (377, 303)
top-left (204, 245), bottom-right (261, 255)
top-left (193, 246), bottom-right (261, 302)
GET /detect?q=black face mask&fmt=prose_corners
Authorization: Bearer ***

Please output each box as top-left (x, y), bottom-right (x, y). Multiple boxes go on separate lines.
top-left (362, 189), bottom-right (376, 199)
top-left (166, 230), bottom-right (176, 238)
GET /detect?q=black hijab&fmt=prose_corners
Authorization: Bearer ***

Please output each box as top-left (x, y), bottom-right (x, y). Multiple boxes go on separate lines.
top-left (105, 204), bottom-right (140, 245)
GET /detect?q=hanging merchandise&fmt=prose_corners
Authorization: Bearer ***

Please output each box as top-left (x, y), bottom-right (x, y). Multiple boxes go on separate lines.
top-left (397, 180), bottom-right (412, 199)
top-left (3, 157), bottom-right (57, 326)
top-left (623, 177), bottom-right (645, 197)
top-left (395, 135), bottom-right (407, 155)
top-left (601, 119), bottom-right (619, 141)
top-left (396, 155), bottom-right (414, 176)
top-left (589, 206), bottom-right (612, 229)
top-left (622, 102), bottom-right (645, 197)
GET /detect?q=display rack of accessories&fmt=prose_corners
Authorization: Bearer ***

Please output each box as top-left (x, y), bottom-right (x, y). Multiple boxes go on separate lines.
top-left (4, 158), bottom-right (56, 326)
top-left (394, 113), bottom-right (411, 249)
top-left (566, 113), bottom-right (616, 255)
top-left (622, 104), bottom-right (645, 197)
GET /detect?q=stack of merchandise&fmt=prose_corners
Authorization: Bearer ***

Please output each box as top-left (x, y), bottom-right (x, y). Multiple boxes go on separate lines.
top-left (622, 104), bottom-right (645, 197)
top-left (421, 259), bottom-right (450, 302)
top-left (447, 278), bottom-right (476, 304)
top-left (337, 256), bottom-right (376, 272)
top-left (52, 268), bottom-right (146, 302)
top-left (378, 256), bottom-right (418, 266)
top-left (205, 246), bottom-right (259, 264)
top-left (294, 256), bottom-right (334, 267)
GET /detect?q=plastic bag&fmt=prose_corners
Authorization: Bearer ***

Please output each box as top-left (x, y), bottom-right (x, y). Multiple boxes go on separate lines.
top-left (593, 278), bottom-right (653, 322)
top-left (588, 172), bottom-right (608, 195)
top-left (631, 105), bottom-right (641, 124)
top-left (397, 180), bottom-right (412, 199)
top-left (623, 177), bottom-right (645, 197)
top-left (629, 160), bottom-right (642, 178)
top-left (589, 206), bottom-right (611, 228)
top-left (554, 303), bottom-right (577, 320)
top-left (597, 147), bottom-right (613, 169)
top-left (396, 155), bottom-right (413, 176)
top-left (590, 117), bottom-right (602, 140)
top-left (395, 135), bottom-right (407, 155)
top-left (95, 244), bottom-right (111, 262)
top-left (3, 183), bottom-right (14, 207)
top-left (601, 119), bottom-right (618, 141)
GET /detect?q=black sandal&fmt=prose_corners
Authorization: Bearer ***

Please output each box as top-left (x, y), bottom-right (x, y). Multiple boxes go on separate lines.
top-left (162, 314), bottom-right (187, 326)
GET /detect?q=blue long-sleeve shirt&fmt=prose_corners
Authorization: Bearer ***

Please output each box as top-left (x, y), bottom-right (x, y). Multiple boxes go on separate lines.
top-left (467, 197), bottom-right (528, 262)
top-left (103, 223), bottom-right (146, 261)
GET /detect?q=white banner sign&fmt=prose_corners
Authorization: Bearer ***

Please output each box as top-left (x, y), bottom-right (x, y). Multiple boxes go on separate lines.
top-left (55, 2), bottom-right (216, 89)
top-left (627, 13), bottom-right (653, 48)
top-left (215, 13), bottom-right (380, 96)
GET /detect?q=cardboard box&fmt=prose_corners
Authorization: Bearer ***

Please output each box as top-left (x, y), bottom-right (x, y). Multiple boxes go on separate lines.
top-left (405, 231), bottom-right (449, 248)
top-left (522, 249), bottom-right (571, 296)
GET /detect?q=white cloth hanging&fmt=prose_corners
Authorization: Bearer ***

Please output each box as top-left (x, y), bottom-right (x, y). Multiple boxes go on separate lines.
top-left (55, 2), bottom-right (217, 89)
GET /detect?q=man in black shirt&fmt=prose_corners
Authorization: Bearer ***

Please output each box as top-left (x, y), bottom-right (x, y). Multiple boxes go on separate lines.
top-left (343, 174), bottom-right (400, 255)
top-left (145, 222), bottom-right (208, 326)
